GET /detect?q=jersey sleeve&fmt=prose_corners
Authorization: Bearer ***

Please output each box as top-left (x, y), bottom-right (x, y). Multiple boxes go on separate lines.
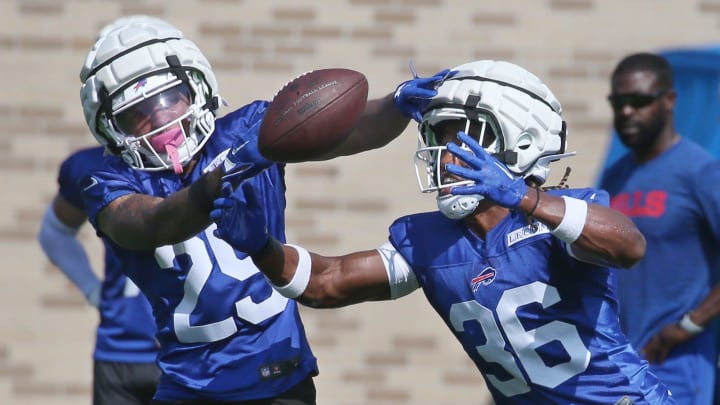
top-left (80, 169), bottom-right (145, 231)
top-left (377, 241), bottom-right (419, 299)
top-left (57, 147), bottom-right (106, 210)
top-left (559, 187), bottom-right (610, 207)
top-left (57, 157), bottom-right (84, 209)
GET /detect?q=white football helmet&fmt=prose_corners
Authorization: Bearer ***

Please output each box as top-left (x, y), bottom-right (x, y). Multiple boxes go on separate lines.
top-left (80, 18), bottom-right (221, 174)
top-left (414, 60), bottom-right (574, 219)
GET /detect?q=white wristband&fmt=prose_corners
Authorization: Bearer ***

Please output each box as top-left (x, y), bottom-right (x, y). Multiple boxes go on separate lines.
top-left (268, 244), bottom-right (311, 299)
top-left (550, 196), bottom-right (587, 244)
top-left (678, 312), bottom-right (704, 335)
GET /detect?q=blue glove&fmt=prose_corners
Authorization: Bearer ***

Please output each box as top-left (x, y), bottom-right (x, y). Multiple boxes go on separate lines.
top-left (394, 68), bottom-right (455, 122)
top-left (445, 132), bottom-right (528, 209)
top-left (222, 121), bottom-right (273, 183)
top-left (211, 181), bottom-right (270, 257)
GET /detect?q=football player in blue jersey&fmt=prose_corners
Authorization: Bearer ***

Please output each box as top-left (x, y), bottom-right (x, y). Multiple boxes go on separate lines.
top-left (211, 60), bottom-right (677, 404)
top-left (39, 146), bottom-right (161, 405)
top-left (76, 16), bottom-right (443, 404)
top-left (599, 52), bottom-right (720, 405)
top-left (38, 16), bottom-right (174, 405)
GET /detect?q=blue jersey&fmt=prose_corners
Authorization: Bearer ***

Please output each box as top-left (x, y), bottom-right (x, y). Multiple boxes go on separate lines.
top-left (58, 146), bottom-right (158, 364)
top-left (600, 138), bottom-right (720, 404)
top-left (81, 101), bottom-right (318, 402)
top-left (389, 188), bottom-right (674, 404)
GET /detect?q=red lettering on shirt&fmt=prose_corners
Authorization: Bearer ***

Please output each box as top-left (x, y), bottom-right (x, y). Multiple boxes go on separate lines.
top-left (610, 190), bottom-right (667, 217)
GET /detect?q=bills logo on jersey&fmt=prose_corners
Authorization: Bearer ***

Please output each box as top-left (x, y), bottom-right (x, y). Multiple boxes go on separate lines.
top-left (471, 266), bottom-right (497, 292)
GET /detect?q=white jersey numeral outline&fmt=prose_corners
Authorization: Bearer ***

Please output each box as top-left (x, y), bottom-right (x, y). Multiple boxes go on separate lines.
top-left (155, 224), bottom-right (288, 343)
top-left (449, 281), bottom-right (590, 397)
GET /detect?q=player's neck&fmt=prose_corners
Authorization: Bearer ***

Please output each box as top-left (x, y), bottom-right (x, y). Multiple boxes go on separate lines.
top-left (463, 204), bottom-right (509, 239)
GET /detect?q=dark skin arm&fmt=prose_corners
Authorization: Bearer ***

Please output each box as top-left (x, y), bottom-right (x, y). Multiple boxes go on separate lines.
top-left (252, 239), bottom-right (392, 308)
top-left (514, 188), bottom-right (646, 269)
top-left (251, 187), bottom-right (646, 308)
top-left (641, 283), bottom-right (720, 364)
top-left (314, 93), bottom-right (410, 159)
top-left (53, 195), bottom-right (87, 228)
top-left (97, 166), bottom-right (224, 250)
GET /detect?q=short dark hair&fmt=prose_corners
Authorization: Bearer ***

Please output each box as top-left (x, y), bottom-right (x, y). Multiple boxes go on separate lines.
top-left (611, 52), bottom-right (674, 89)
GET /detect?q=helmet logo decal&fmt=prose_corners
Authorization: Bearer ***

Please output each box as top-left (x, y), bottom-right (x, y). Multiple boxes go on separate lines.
top-left (133, 78), bottom-right (148, 91)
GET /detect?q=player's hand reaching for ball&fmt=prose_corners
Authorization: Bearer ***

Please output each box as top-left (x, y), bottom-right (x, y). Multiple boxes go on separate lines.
top-left (446, 131), bottom-right (528, 208)
top-left (394, 68), bottom-right (455, 122)
top-left (211, 181), bottom-right (270, 258)
top-left (222, 120), bottom-right (274, 183)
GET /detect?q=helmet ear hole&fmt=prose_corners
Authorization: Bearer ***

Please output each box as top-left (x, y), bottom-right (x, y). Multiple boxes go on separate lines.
top-left (516, 132), bottom-right (533, 151)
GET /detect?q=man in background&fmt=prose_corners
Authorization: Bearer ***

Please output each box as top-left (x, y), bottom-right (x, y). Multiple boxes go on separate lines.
top-left (38, 146), bottom-right (160, 405)
top-left (599, 52), bottom-right (720, 405)
top-left (36, 16), bottom-right (177, 405)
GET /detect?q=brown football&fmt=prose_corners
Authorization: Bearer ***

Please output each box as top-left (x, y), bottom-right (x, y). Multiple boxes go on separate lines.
top-left (258, 68), bottom-right (369, 162)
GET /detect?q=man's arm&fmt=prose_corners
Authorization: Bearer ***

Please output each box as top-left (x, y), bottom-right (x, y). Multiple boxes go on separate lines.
top-left (98, 94), bottom-right (403, 250)
top-left (101, 72), bottom-right (445, 250)
top-left (314, 69), bottom-right (452, 159)
top-left (641, 282), bottom-right (720, 364)
top-left (322, 93), bottom-right (410, 159)
top-left (515, 189), bottom-right (646, 269)
top-left (210, 181), bottom-right (400, 307)
top-left (97, 166), bottom-right (223, 250)
top-left (252, 239), bottom-right (393, 308)
top-left (447, 132), bottom-right (646, 269)
top-left (38, 195), bottom-right (101, 306)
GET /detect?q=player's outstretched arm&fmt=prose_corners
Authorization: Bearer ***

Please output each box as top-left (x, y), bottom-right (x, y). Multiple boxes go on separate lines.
top-left (327, 92), bottom-right (409, 158)
top-left (211, 181), bottom-right (392, 307)
top-left (95, 167), bottom-right (224, 250)
top-left (95, 123), bottom-right (272, 251)
top-left (327, 70), bottom-right (452, 158)
top-left (253, 239), bottom-right (392, 308)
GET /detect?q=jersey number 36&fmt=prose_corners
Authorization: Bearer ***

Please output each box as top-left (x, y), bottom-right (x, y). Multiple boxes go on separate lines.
top-left (450, 281), bottom-right (591, 397)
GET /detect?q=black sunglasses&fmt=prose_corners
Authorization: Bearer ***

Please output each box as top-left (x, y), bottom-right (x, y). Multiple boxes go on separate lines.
top-left (607, 89), bottom-right (668, 110)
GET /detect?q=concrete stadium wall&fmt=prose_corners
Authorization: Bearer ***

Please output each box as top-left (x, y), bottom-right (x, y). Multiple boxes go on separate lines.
top-left (1, 1), bottom-right (719, 404)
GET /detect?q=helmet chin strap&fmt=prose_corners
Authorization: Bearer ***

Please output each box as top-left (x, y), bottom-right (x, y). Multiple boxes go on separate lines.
top-left (437, 194), bottom-right (483, 219)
